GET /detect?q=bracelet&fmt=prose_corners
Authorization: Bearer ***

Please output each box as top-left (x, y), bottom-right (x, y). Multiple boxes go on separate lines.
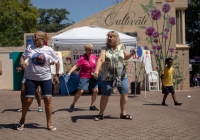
top-left (54, 74), bottom-right (59, 77)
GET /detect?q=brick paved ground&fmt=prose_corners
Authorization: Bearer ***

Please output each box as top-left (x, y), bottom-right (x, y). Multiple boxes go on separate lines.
top-left (0, 87), bottom-right (200, 140)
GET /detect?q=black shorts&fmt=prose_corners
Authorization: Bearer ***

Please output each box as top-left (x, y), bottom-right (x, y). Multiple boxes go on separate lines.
top-left (162, 86), bottom-right (174, 94)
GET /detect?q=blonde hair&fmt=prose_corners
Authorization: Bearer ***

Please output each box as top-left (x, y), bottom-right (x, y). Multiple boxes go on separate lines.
top-left (106, 31), bottom-right (120, 46)
top-left (36, 31), bottom-right (48, 42)
top-left (84, 43), bottom-right (93, 50)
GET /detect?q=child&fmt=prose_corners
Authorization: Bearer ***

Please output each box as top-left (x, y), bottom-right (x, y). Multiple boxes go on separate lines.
top-left (161, 58), bottom-right (182, 106)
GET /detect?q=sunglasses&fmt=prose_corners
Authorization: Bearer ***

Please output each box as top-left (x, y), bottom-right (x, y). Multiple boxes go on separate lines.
top-left (32, 35), bottom-right (43, 40)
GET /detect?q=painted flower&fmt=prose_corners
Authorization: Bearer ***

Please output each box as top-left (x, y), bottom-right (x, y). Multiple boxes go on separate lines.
top-left (163, 34), bottom-right (168, 39)
top-left (151, 8), bottom-right (161, 20)
top-left (155, 66), bottom-right (159, 70)
top-left (164, 28), bottom-right (170, 33)
top-left (145, 26), bottom-right (155, 37)
top-left (169, 17), bottom-right (176, 26)
top-left (153, 38), bottom-right (158, 44)
top-left (155, 53), bottom-right (159, 57)
top-left (150, 50), bottom-right (154, 54)
top-left (144, 46), bottom-right (149, 50)
top-left (169, 47), bottom-right (175, 52)
top-left (152, 45), bottom-right (157, 50)
top-left (152, 31), bottom-right (159, 38)
top-left (162, 3), bottom-right (171, 13)
top-left (157, 46), bottom-right (162, 50)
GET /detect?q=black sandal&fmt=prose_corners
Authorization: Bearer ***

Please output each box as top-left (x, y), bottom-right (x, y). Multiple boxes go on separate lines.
top-left (120, 114), bottom-right (133, 120)
top-left (94, 114), bottom-right (104, 121)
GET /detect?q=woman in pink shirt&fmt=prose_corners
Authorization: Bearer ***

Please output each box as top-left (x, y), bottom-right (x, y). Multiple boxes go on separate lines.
top-left (68, 43), bottom-right (99, 112)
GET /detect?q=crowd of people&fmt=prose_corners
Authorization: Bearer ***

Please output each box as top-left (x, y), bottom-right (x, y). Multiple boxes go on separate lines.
top-left (0, 30), bottom-right (183, 131)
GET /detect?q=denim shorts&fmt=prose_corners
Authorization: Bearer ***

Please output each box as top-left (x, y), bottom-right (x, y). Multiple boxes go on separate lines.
top-left (162, 86), bottom-right (175, 94)
top-left (101, 77), bottom-right (129, 96)
top-left (78, 78), bottom-right (98, 90)
top-left (25, 79), bottom-right (52, 98)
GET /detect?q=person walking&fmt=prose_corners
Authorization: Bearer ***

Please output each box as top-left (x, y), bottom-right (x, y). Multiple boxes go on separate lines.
top-left (17, 31), bottom-right (60, 131)
top-left (161, 58), bottom-right (182, 106)
top-left (92, 31), bottom-right (135, 121)
top-left (68, 43), bottom-right (99, 112)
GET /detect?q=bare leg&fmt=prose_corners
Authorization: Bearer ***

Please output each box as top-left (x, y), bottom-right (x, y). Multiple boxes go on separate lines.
top-left (71, 89), bottom-right (84, 106)
top-left (43, 97), bottom-right (52, 128)
top-left (20, 83), bottom-right (26, 107)
top-left (99, 95), bottom-right (109, 115)
top-left (120, 94), bottom-right (128, 115)
top-left (91, 88), bottom-right (98, 106)
top-left (35, 86), bottom-right (42, 107)
top-left (162, 94), bottom-right (168, 103)
top-left (171, 93), bottom-right (177, 102)
top-left (19, 98), bottom-right (34, 125)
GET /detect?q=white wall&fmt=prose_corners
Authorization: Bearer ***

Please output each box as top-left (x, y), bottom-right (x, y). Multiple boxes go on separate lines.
top-left (0, 53), bottom-right (13, 89)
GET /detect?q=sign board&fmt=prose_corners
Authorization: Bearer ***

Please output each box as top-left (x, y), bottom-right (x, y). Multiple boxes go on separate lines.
top-left (126, 46), bottom-right (143, 61)
top-left (142, 50), bottom-right (152, 73)
top-left (50, 51), bottom-right (64, 74)
top-left (70, 47), bottom-right (102, 65)
top-left (26, 35), bottom-right (34, 47)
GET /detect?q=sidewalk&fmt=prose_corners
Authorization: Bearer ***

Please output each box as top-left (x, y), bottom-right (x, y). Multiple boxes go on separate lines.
top-left (0, 88), bottom-right (200, 140)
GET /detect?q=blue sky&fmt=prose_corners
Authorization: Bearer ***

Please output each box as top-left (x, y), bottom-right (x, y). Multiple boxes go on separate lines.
top-left (30, 0), bottom-right (116, 23)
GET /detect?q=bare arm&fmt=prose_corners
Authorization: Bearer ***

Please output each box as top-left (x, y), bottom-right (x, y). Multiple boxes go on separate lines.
top-left (19, 56), bottom-right (25, 68)
top-left (68, 64), bottom-right (79, 76)
top-left (160, 74), bottom-right (165, 87)
top-left (53, 61), bottom-right (60, 83)
top-left (93, 50), bottom-right (105, 78)
top-left (124, 48), bottom-right (135, 60)
top-left (16, 56), bottom-right (25, 72)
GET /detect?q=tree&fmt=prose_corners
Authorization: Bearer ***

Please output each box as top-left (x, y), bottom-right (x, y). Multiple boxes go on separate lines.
top-left (0, 0), bottom-right (38, 47)
top-left (37, 8), bottom-right (74, 32)
top-left (185, 0), bottom-right (200, 57)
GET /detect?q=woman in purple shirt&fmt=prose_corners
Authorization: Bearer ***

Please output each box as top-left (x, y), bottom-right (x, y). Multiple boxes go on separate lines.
top-left (68, 43), bottom-right (99, 112)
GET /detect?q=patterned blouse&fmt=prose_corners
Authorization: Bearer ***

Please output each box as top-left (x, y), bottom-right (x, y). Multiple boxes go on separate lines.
top-left (100, 44), bottom-right (127, 81)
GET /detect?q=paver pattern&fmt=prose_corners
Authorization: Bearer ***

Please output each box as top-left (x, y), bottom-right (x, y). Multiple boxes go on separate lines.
top-left (0, 88), bottom-right (199, 140)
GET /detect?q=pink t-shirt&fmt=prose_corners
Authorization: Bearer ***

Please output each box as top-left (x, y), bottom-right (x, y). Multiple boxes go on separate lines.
top-left (76, 54), bottom-right (98, 78)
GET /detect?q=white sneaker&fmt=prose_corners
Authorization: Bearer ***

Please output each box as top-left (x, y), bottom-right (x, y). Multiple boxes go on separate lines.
top-left (38, 106), bottom-right (43, 112)
top-left (17, 124), bottom-right (24, 131)
top-left (17, 108), bottom-right (22, 112)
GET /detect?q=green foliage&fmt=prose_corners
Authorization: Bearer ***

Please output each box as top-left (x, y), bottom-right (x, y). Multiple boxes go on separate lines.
top-left (185, 0), bottom-right (200, 57)
top-left (0, 0), bottom-right (38, 46)
top-left (37, 8), bottom-right (74, 32)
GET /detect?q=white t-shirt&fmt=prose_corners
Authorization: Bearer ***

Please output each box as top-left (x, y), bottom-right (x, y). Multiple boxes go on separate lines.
top-left (22, 44), bottom-right (59, 81)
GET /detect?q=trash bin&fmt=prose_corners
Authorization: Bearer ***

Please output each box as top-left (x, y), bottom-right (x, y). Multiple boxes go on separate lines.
top-left (131, 82), bottom-right (140, 94)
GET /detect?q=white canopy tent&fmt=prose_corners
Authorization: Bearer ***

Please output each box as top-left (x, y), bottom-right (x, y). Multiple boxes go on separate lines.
top-left (52, 26), bottom-right (137, 49)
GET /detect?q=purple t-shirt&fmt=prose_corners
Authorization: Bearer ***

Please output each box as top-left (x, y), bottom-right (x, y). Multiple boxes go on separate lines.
top-left (76, 54), bottom-right (98, 78)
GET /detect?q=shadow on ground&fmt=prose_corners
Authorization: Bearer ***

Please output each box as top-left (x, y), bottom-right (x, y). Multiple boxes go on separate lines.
top-left (71, 115), bottom-right (119, 123)
top-left (143, 103), bottom-right (162, 106)
top-left (0, 123), bottom-right (45, 130)
top-left (52, 107), bottom-right (89, 114)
